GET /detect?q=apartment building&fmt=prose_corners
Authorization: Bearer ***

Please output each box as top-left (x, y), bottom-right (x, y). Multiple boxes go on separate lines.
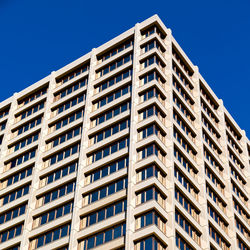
top-left (0, 14), bottom-right (249, 250)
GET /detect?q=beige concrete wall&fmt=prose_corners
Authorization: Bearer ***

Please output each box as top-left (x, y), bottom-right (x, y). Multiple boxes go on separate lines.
top-left (0, 14), bottom-right (249, 250)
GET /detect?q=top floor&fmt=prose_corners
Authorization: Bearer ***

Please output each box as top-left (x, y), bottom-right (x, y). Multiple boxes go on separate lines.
top-left (0, 14), bottom-right (248, 145)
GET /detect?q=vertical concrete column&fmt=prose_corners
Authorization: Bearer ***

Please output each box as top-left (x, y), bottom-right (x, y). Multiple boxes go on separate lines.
top-left (124, 23), bottom-right (140, 250)
top-left (163, 28), bottom-right (176, 249)
top-left (192, 68), bottom-right (210, 250)
top-left (219, 102), bottom-right (239, 249)
top-left (20, 72), bottom-right (56, 250)
top-left (69, 49), bottom-right (96, 249)
top-left (0, 95), bottom-right (16, 172)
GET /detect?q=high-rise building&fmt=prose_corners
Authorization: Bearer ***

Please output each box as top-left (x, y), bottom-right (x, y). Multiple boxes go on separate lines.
top-left (0, 14), bottom-right (249, 250)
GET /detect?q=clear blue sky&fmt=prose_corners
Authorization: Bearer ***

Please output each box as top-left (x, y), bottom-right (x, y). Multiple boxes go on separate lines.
top-left (0, 0), bottom-right (249, 137)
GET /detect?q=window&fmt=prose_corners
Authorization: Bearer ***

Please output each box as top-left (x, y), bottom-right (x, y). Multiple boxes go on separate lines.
top-left (173, 94), bottom-right (194, 124)
top-left (136, 186), bottom-right (165, 208)
top-left (141, 39), bottom-right (164, 55)
top-left (95, 69), bottom-right (132, 94)
top-left (205, 165), bottom-right (224, 194)
top-left (40, 162), bottom-right (77, 186)
top-left (0, 203), bottom-right (27, 225)
top-left (33, 201), bottom-right (73, 228)
top-left (54, 77), bottom-right (88, 102)
top-left (172, 47), bottom-right (193, 77)
top-left (141, 55), bottom-right (164, 70)
top-left (225, 118), bottom-right (241, 142)
top-left (135, 236), bottom-right (165, 250)
top-left (51, 109), bottom-right (84, 132)
top-left (49, 126), bottom-right (82, 149)
top-left (175, 188), bottom-right (199, 222)
top-left (136, 165), bottom-right (165, 185)
top-left (175, 232), bottom-right (193, 250)
top-left (45, 144), bottom-right (80, 167)
top-left (227, 131), bottom-right (242, 156)
top-left (204, 148), bottom-right (223, 175)
top-left (0, 224), bottom-right (23, 243)
top-left (200, 83), bottom-right (218, 111)
top-left (54, 94), bottom-right (85, 116)
top-left (172, 61), bottom-right (193, 92)
top-left (79, 223), bottom-right (126, 249)
top-left (18, 86), bottom-right (47, 108)
top-left (232, 181), bottom-right (248, 205)
top-left (0, 107), bottom-right (9, 119)
top-left (201, 99), bottom-right (219, 126)
top-left (93, 85), bottom-right (131, 110)
top-left (174, 166), bottom-right (198, 200)
top-left (56, 63), bottom-right (89, 85)
top-left (10, 133), bottom-right (39, 153)
top-left (92, 102), bottom-right (130, 127)
top-left (135, 210), bottom-right (166, 233)
top-left (174, 128), bottom-right (196, 160)
top-left (6, 148), bottom-right (36, 169)
top-left (138, 123), bottom-right (165, 142)
top-left (17, 101), bottom-right (45, 121)
top-left (175, 209), bottom-right (200, 245)
top-left (2, 166), bottom-right (33, 188)
top-left (2, 184), bottom-right (30, 205)
top-left (97, 53), bottom-right (133, 77)
top-left (0, 121), bottom-right (6, 132)
top-left (228, 148), bottom-right (244, 169)
top-left (85, 157), bottom-right (128, 185)
top-left (88, 138), bottom-right (129, 164)
top-left (89, 119), bottom-right (130, 145)
top-left (233, 198), bottom-right (250, 224)
top-left (83, 178), bottom-right (127, 206)
top-left (37, 182), bottom-right (75, 206)
top-left (141, 71), bottom-right (165, 88)
top-left (141, 25), bottom-right (165, 39)
top-left (15, 116), bottom-right (42, 136)
top-left (206, 184), bottom-right (226, 213)
top-left (137, 143), bottom-right (165, 163)
top-left (139, 87), bottom-right (165, 104)
top-left (30, 224), bottom-right (71, 249)
top-left (207, 203), bottom-right (228, 232)
top-left (209, 224), bottom-right (230, 250)
top-left (202, 114), bottom-right (220, 141)
top-left (173, 111), bottom-right (195, 142)
top-left (98, 39), bottom-right (133, 62)
top-left (81, 199), bottom-right (127, 228)
top-left (139, 105), bottom-right (165, 123)
top-left (237, 236), bottom-right (249, 250)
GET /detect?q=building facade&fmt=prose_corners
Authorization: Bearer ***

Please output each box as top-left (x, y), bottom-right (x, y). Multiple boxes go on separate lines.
top-left (0, 15), bottom-right (249, 250)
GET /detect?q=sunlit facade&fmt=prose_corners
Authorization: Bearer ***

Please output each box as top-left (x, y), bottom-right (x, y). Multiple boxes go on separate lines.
top-left (0, 15), bottom-right (249, 250)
